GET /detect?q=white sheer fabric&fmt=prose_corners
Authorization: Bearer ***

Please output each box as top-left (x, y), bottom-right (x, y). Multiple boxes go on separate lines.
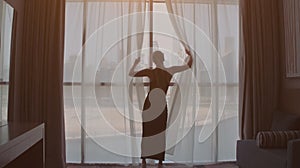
top-left (64, 0), bottom-right (239, 165)
top-left (163, 0), bottom-right (238, 164)
top-left (64, 1), bottom-right (147, 163)
top-left (0, 1), bottom-right (13, 122)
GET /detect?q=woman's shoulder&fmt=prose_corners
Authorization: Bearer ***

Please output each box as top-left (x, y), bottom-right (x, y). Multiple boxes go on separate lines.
top-left (155, 68), bottom-right (173, 76)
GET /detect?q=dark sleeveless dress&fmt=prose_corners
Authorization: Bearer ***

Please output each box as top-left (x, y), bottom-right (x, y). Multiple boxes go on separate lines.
top-left (135, 68), bottom-right (172, 161)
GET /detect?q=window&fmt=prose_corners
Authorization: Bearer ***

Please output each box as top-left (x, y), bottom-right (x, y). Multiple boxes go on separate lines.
top-left (0, 1), bottom-right (14, 124)
top-left (64, 0), bottom-right (239, 164)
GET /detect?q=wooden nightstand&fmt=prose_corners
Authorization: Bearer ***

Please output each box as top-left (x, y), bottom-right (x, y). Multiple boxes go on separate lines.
top-left (0, 122), bottom-right (44, 168)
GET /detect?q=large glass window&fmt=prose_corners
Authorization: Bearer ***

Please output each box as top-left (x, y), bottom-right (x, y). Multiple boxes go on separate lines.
top-left (0, 1), bottom-right (14, 124)
top-left (64, 0), bottom-right (239, 164)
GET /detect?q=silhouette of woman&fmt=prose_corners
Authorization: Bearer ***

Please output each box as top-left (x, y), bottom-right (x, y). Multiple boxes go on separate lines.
top-left (129, 49), bottom-right (192, 168)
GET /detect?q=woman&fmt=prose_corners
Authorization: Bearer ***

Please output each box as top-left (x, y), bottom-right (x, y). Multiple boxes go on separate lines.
top-left (129, 49), bottom-right (193, 168)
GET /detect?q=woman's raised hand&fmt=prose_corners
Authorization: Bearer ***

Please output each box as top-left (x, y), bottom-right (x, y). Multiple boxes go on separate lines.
top-left (134, 57), bottom-right (141, 65)
top-left (185, 49), bottom-right (192, 56)
top-left (184, 49), bottom-right (193, 68)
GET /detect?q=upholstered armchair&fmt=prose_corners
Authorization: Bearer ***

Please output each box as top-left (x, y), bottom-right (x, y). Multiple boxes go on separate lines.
top-left (237, 112), bottom-right (300, 168)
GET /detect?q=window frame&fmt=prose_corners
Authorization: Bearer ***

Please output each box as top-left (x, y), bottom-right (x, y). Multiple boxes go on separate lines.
top-left (64, 0), bottom-right (239, 163)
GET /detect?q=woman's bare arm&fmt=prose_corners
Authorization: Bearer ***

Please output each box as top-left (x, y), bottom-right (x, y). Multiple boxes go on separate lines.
top-left (129, 57), bottom-right (140, 77)
top-left (168, 49), bottom-right (193, 75)
top-left (129, 57), bottom-right (151, 77)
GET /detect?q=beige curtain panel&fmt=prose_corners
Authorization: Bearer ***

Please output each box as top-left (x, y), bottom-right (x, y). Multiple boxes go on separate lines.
top-left (239, 0), bottom-right (281, 140)
top-left (8, 0), bottom-right (66, 167)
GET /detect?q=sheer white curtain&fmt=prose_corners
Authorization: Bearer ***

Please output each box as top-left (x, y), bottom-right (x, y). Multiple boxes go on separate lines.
top-left (64, 0), bottom-right (239, 165)
top-left (0, 1), bottom-right (13, 122)
top-left (64, 0), bottom-right (147, 164)
top-left (163, 0), bottom-right (239, 164)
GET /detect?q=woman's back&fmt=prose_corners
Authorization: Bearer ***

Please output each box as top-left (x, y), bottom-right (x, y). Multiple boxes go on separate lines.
top-left (148, 68), bottom-right (172, 93)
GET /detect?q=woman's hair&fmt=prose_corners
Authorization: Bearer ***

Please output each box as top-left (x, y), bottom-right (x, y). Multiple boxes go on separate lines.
top-left (152, 51), bottom-right (164, 64)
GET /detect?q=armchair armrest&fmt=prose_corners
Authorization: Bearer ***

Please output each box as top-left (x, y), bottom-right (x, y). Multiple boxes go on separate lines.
top-left (287, 139), bottom-right (300, 168)
top-left (256, 130), bottom-right (300, 148)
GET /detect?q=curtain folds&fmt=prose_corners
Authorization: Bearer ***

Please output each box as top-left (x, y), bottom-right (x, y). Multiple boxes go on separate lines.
top-left (64, 0), bottom-right (147, 164)
top-left (164, 0), bottom-right (195, 161)
top-left (163, 0), bottom-right (238, 163)
top-left (64, 0), bottom-right (239, 164)
top-left (8, 0), bottom-right (66, 167)
top-left (239, 0), bottom-right (280, 139)
top-left (165, 0), bottom-right (189, 50)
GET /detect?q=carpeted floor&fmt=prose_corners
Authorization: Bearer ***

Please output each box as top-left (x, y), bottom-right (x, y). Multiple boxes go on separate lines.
top-left (67, 162), bottom-right (238, 168)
